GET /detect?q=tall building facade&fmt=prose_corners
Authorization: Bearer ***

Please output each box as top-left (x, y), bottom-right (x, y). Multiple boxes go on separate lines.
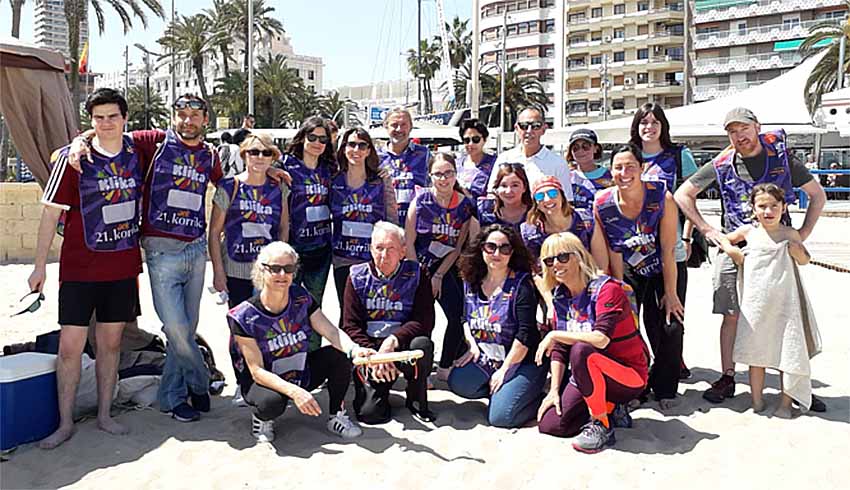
top-left (690, 0), bottom-right (848, 102)
top-left (478, 0), bottom-right (686, 126)
top-left (34, 0), bottom-right (89, 60)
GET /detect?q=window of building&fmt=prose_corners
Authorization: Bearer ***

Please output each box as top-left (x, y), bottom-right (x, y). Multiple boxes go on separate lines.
top-left (568, 57), bottom-right (586, 68)
top-left (637, 48), bottom-right (648, 60)
top-left (590, 78), bottom-right (601, 88)
top-left (568, 101), bottom-right (588, 114)
top-left (737, 22), bottom-right (747, 35)
top-left (669, 24), bottom-right (684, 36)
top-left (591, 31), bottom-right (602, 41)
top-left (308, 70), bottom-right (315, 80)
top-left (614, 4), bottom-right (626, 15)
top-left (591, 55), bottom-right (603, 65)
top-left (613, 51), bottom-right (625, 62)
top-left (782, 17), bottom-right (800, 30)
top-left (590, 101), bottom-right (602, 112)
top-left (568, 80), bottom-right (585, 91)
top-left (543, 46), bottom-right (555, 58)
top-left (540, 0), bottom-right (555, 7)
top-left (570, 35), bottom-right (587, 45)
top-left (614, 28), bottom-right (625, 39)
top-left (637, 72), bottom-right (649, 84)
top-left (569, 13), bottom-right (586, 24)
top-left (637, 2), bottom-right (649, 11)
top-left (612, 99), bottom-right (625, 110)
top-left (613, 75), bottom-right (625, 86)
top-left (507, 25), bottom-right (518, 36)
top-left (638, 25), bottom-right (649, 35)
top-left (518, 22), bottom-right (529, 35)
top-left (544, 19), bottom-right (555, 33)
top-left (592, 7), bottom-right (603, 18)
top-left (666, 47), bottom-right (684, 60)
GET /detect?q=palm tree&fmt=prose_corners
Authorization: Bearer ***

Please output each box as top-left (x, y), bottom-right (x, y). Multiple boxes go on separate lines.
top-left (449, 63), bottom-right (549, 130)
top-left (800, 2), bottom-right (850, 115)
top-left (442, 16), bottom-right (471, 70)
top-left (203, 0), bottom-right (236, 76)
top-left (255, 53), bottom-right (304, 127)
top-left (282, 86), bottom-right (320, 128)
top-left (213, 71), bottom-right (248, 127)
top-left (9, 0), bottom-right (26, 38)
top-left (228, 0), bottom-right (285, 73)
top-left (407, 39), bottom-right (442, 113)
top-left (126, 85), bottom-right (169, 130)
top-left (64, 0), bottom-right (165, 125)
top-left (157, 14), bottom-right (229, 119)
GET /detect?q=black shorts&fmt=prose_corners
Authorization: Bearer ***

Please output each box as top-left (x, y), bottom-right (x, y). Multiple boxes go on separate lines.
top-left (58, 278), bottom-right (139, 326)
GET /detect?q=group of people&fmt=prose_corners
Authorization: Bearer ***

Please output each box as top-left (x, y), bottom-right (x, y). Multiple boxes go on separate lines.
top-left (27, 86), bottom-right (828, 454)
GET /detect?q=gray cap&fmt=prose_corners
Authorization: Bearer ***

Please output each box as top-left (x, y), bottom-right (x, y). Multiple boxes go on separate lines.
top-left (723, 107), bottom-right (759, 129)
top-left (569, 128), bottom-right (598, 146)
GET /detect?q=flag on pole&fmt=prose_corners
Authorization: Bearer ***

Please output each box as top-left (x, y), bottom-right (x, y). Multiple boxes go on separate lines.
top-left (79, 41), bottom-right (89, 74)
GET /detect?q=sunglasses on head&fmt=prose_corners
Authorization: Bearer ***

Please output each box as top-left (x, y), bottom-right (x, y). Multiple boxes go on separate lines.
top-left (482, 241), bottom-right (513, 256)
top-left (462, 136), bottom-right (482, 144)
top-left (346, 141), bottom-right (369, 151)
top-left (534, 188), bottom-right (560, 202)
top-left (306, 133), bottom-right (329, 144)
top-left (11, 291), bottom-right (44, 317)
top-left (431, 170), bottom-right (456, 180)
top-left (173, 98), bottom-right (206, 111)
top-left (262, 263), bottom-right (297, 274)
top-left (500, 162), bottom-right (524, 171)
top-left (517, 121), bottom-right (544, 131)
top-left (246, 149), bottom-right (275, 157)
top-left (542, 251), bottom-right (574, 267)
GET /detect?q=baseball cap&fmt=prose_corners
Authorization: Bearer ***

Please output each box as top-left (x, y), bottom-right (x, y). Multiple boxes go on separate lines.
top-left (531, 176), bottom-right (563, 196)
top-left (723, 107), bottom-right (759, 129)
top-left (569, 128), bottom-right (598, 146)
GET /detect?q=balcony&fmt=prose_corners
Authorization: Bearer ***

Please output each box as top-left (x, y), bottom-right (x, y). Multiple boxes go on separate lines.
top-left (693, 80), bottom-right (763, 101)
top-left (693, 0), bottom-right (847, 24)
top-left (693, 51), bottom-right (803, 76)
top-left (693, 18), bottom-right (845, 50)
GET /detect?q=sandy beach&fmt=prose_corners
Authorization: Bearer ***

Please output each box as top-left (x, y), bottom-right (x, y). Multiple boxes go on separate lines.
top-left (1, 215), bottom-right (848, 490)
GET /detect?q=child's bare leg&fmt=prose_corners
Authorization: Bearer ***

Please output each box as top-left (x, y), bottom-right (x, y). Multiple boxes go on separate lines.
top-left (774, 372), bottom-right (794, 419)
top-left (749, 366), bottom-right (766, 412)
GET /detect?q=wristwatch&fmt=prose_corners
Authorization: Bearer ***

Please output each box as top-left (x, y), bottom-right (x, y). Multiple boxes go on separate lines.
top-left (682, 237), bottom-right (692, 243)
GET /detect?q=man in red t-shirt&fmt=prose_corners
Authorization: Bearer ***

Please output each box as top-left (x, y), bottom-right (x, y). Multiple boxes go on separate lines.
top-left (29, 88), bottom-right (142, 449)
top-left (67, 94), bottom-right (224, 423)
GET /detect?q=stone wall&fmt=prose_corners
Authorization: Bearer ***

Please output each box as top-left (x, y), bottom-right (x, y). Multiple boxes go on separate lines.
top-left (0, 183), bottom-right (62, 264)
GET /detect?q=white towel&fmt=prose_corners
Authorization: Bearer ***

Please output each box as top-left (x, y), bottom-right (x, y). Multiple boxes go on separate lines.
top-left (734, 240), bottom-right (822, 411)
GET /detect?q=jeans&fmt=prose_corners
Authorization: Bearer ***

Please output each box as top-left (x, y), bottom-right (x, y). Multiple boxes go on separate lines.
top-left (145, 237), bottom-right (210, 411)
top-left (432, 266), bottom-right (465, 369)
top-left (447, 360), bottom-right (547, 428)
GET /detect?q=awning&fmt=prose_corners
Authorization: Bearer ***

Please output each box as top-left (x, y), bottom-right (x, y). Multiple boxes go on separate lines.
top-left (694, 0), bottom-right (755, 12)
top-left (774, 38), bottom-right (833, 52)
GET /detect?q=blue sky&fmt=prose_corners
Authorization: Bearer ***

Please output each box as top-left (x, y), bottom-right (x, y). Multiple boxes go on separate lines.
top-left (0, 0), bottom-right (471, 89)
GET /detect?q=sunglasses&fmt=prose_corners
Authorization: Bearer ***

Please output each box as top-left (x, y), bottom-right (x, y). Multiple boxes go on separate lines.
top-left (462, 136), bottom-right (482, 144)
top-left (534, 189), bottom-right (560, 202)
top-left (346, 141), bottom-right (369, 151)
top-left (173, 98), bottom-right (206, 111)
top-left (482, 241), bottom-right (513, 256)
top-left (499, 162), bottom-right (524, 170)
top-left (306, 134), bottom-right (330, 144)
top-left (517, 121), bottom-right (544, 131)
top-left (542, 252), bottom-right (574, 267)
top-left (262, 263), bottom-right (297, 275)
top-left (11, 291), bottom-right (44, 317)
top-left (246, 149), bottom-right (275, 157)
top-left (431, 170), bottom-right (456, 180)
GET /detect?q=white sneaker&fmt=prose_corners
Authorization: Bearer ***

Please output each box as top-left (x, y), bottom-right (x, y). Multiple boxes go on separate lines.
top-left (327, 410), bottom-right (362, 439)
top-left (251, 414), bottom-right (275, 443)
top-left (232, 390), bottom-right (248, 407)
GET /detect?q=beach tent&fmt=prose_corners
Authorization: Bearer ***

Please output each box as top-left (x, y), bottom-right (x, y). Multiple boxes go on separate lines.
top-left (544, 52), bottom-right (827, 145)
top-left (0, 37), bottom-right (77, 187)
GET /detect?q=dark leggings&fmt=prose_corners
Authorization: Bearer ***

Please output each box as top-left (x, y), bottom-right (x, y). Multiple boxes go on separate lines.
top-left (332, 264), bottom-right (359, 317)
top-left (432, 265), bottom-right (465, 369)
top-left (352, 336), bottom-right (434, 425)
top-left (624, 262), bottom-right (686, 400)
top-left (538, 342), bottom-right (646, 437)
top-left (226, 277), bottom-right (255, 382)
top-left (294, 245), bottom-right (332, 307)
top-left (242, 346), bottom-right (352, 421)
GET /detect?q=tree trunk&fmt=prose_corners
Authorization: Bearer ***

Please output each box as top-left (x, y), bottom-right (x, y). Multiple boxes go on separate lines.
top-left (65, 2), bottom-right (83, 128)
top-left (11, 1), bottom-right (24, 38)
top-left (220, 47), bottom-right (230, 76)
top-left (194, 60), bottom-right (216, 122)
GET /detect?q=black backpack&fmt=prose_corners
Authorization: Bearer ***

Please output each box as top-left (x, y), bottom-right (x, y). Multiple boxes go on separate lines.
top-left (672, 147), bottom-right (710, 269)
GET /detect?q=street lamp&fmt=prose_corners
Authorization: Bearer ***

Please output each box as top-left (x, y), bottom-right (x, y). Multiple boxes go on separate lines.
top-left (497, 9), bottom-right (510, 152)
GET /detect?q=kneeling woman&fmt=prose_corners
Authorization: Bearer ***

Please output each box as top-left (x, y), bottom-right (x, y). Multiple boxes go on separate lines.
top-left (535, 232), bottom-right (649, 453)
top-left (228, 241), bottom-right (374, 443)
top-left (448, 224), bottom-right (547, 428)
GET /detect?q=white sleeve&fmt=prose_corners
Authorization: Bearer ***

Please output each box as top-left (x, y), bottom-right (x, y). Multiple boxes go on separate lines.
top-left (558, 164), bottom-right (574, 200)
top-left (487, 153), bottom-right (507, 191)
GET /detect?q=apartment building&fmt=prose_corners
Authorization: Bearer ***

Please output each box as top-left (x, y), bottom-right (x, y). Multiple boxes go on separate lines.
top-left (34, 0), bottom-right (89, 60)
top-left (563, 0), bottom-right (687, 124)
top-left (479, 0), bottom-right (563, 124)
top-left (691, 0), bottom-right (848, 102)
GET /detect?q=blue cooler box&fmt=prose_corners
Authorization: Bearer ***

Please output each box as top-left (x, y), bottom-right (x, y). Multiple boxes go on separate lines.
top-left (0, 352), bottom-right (59, 450)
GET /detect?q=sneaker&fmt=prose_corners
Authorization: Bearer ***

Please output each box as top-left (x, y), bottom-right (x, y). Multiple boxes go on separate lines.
top-left (232, 390), bottom-right (249, 407)
top-left (703, 374), bottom-right (735, 403)
top-left (189, 391), bottom-right (211, 413)
top-left (572, 420), bottom-right (616, 453)
top-left (252, 414), bottom-right (275, 443)
top-left (610, 403), bottom-right (633, 429)
top-left (327, 410), bottom-right (362, 439)
top-left (171, 403), bottom-right (200, 422)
